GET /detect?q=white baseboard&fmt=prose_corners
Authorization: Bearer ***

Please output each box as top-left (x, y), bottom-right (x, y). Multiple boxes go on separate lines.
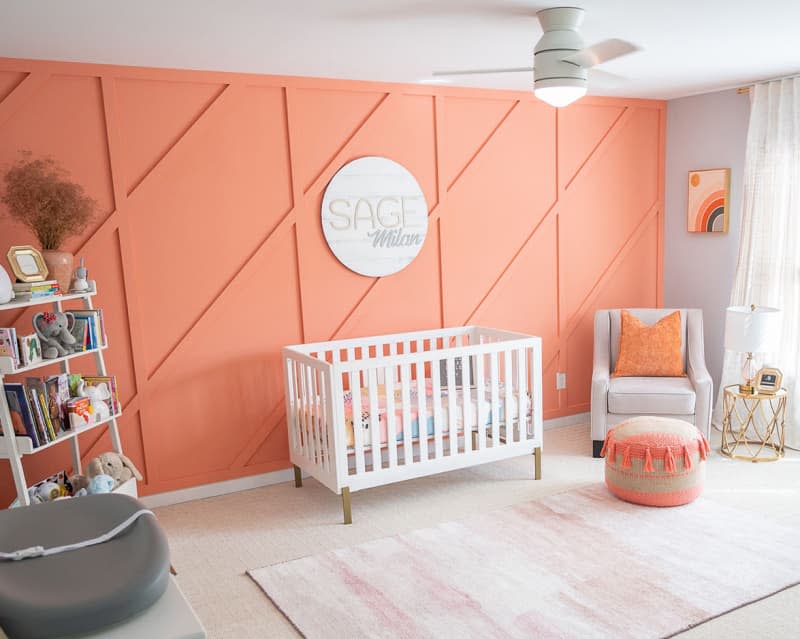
top-left (543, 411), bottom-right (589, 430)
top-left (142, 412), bottom-right (591, 509)
top-left (141, 468), bottom-right (296, 509)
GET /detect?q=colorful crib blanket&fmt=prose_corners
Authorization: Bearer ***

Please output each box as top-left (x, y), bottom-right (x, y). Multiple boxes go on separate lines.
top-left (340, 379), bottom-right (529, 449)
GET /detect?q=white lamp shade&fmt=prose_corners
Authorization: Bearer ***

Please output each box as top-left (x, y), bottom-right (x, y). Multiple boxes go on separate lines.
top-left (724, 305), bottom-right (782, 353)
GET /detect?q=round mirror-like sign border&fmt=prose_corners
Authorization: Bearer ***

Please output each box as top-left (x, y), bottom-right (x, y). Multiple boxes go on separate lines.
top-left (321, 156), bottom-right (428, 277)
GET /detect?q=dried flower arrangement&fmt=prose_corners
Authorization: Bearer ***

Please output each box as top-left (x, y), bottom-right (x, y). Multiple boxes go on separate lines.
top-left (1, 152), bottom-right (97, 250)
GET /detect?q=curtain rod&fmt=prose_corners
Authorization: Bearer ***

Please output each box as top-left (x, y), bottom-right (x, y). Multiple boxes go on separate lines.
top-left (737, 71), bottom-right (800, 94)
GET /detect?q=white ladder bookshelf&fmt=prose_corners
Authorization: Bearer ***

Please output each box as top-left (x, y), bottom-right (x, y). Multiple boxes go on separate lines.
top-left (0, 282), bottom-right (130, 506)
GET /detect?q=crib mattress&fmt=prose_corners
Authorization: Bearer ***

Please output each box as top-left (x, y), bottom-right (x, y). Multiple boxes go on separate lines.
top-left (298, 380), bottom-right (530, 450)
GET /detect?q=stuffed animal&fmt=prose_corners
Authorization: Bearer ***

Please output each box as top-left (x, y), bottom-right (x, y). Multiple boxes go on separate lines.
top-left (28, 480), bottom-right (63, 504)
top-left (33, 311), bottom-right (77, 359)
top-left (88, 474), bottom-right (115, 494)
top-left (78, 380), bottom-right (112, 421)
top-left (69, 473), bottom-right (90, 495)
top-left (87, 451), bottom-right (143, 487)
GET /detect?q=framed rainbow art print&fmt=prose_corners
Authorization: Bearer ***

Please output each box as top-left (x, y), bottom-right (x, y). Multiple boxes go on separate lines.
top-left (687, 168), bottom-right (730, 233)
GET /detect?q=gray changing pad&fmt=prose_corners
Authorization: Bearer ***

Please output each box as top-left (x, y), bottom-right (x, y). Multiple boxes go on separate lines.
top-left (0, 493), bottom-right (170, 639)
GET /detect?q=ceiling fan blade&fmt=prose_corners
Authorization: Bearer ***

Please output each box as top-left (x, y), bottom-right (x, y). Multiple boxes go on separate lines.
top-left (433, 67), bottom-right (534, 77)
top-left (340, 1), bottom-right (542, 21)
top-left (589, 67), bottom-right (627, 85)
top-left (562, 39), bottom-right (639, 68)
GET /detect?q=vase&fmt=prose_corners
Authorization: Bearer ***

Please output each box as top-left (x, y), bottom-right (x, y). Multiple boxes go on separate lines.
top-left (42, 250), bottom-right (74, 294)
top-left (0, 264), bottom-right (12, 304)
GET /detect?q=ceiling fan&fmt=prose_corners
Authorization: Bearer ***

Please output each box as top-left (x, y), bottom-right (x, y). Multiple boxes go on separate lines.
top-left (433, 6), bottom-right (640, 107)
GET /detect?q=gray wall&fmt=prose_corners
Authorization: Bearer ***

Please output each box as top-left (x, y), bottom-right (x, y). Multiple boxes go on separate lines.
top-left (664, 89), bottom-right (750, 391)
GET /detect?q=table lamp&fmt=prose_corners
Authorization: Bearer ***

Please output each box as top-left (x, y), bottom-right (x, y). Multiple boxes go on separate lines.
top-left (724, 305), bottom-right (782, 394)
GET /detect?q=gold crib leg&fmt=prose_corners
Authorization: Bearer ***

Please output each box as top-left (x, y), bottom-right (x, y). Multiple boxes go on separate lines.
top-left (471, 431), bottom-right (478, 449)
top-left (534, 447), bottom-right (542, 480)
top-left (342, 487), bottom-right (352, 525)
top-left (293, 465), bottom-right (302, 488)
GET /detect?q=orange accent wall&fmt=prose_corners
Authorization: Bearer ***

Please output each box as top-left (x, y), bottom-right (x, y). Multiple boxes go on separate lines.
top-left (0, 58), bottom-right (664, 502)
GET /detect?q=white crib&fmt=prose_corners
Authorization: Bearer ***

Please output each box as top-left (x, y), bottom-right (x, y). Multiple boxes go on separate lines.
top-left (282, 326), bottom-right (543, 523)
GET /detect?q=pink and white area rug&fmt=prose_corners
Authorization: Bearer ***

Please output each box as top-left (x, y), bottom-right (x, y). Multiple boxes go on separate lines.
top-left (249, 485), bottom-right (800, 639)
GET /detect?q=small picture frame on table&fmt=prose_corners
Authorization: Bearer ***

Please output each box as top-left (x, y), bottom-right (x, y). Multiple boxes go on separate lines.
top-left (7, 245), bottom-right (49, 282)
top-left (755, 367), bottom-right (782, 395)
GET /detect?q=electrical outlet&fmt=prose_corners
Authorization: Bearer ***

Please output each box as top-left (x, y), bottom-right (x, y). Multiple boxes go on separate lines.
top-left (556, 372), bottom-right (567, 390)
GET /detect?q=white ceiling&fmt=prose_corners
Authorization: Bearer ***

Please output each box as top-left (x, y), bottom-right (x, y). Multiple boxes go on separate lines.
top-left (1, 0), bottom-right (799, 100)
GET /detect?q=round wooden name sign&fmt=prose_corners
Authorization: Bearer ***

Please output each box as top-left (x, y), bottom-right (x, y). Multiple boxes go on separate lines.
top-left (321, 156), bottom-right (428, 277)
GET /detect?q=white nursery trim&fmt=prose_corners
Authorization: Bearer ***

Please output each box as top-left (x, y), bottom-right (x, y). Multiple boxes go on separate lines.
top-left (543, 412), bottom-right (589, 430)
top-left (140, 468), bottom-right (297, 509)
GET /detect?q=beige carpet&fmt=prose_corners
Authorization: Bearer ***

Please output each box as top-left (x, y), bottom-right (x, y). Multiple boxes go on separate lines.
top-left (155, 423), bottom-right (800, 639)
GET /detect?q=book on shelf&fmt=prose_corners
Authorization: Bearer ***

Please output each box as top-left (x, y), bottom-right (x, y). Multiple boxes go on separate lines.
top-left (24, 382), bottom-right (49, 444)
top-left (2, 383), bottom-right (40, 446)
top-left (72, 309), bottom-right (106, 348)
top-left (70, 318), bottom-right (89, 352)
top-left (11, 280), bottom-right (61, 300)
top-left (12, 280), bottom-right (58, 292)
top-left (0, 328), bottom-right (20, 366)
top-left (25, 378), bottom-right (58, 441)
top-left (45, 374), bottom-right (70, 435)
top-left (18, 334), bottom-right (43, 367)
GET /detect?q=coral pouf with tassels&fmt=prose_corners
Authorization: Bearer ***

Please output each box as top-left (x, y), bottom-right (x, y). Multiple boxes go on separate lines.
top-left (601, 416), bottom-right (709, 507)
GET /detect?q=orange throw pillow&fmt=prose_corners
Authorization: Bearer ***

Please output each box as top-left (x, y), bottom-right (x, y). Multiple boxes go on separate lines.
top-left (612, 310), bottom-right (685, 377)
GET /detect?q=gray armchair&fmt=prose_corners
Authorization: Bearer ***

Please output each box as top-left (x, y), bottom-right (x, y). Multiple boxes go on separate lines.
top-left (591, 308), bottom-right (712, 457)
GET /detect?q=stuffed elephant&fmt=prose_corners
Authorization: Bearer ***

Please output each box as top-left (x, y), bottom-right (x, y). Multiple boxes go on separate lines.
top-left (33, 311), bottom-right (77, 359)
top-left (78, 379), bottom-right (112, 421)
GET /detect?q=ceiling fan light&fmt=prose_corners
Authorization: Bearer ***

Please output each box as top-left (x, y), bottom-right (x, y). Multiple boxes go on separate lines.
top-left (534, 84), bottom-right (587, 108)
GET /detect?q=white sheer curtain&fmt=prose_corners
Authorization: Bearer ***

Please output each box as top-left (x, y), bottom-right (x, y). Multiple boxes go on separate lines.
top-left (714, 78), bottom-right (800, 447)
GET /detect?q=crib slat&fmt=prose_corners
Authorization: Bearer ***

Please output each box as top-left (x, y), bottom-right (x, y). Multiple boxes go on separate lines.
top-left (475, 353), bottom-right (486, 450)
top-left (531, 342), bottom-right (542, 441)
top-left (367, 368), bottom-right (381, 470)
top-left (517, 348), bottom-right (526, 443)
top-left (309, 367), bottom-right (320, 467)
top-left (388, 342), bottom-right (399, 384)
top-left (320, 369), bottom-right (331, 470)
top-left (307, 365), bottom-right (320, 462)
top-left (432, 356), bottom-right (444, 459)
top-left (298, 364), bottom-right (310, 462)
top-left (504, 350), bottom-right (513, 444)
top-left (399, 363), bottom-right (412, 465)
top-left (462, 354), bottom-right (472, 453)
top-left (285, 359), bottom-right (298, 454)
top-left (316, 368), bottom-right (326, 466)
top-left (415, 355), bottom-right (428, 463)
top-left (351, 378), bottom-right (366, 475)
top-left (490, 352), bottom-right (500, 444)
top-left (385, 366), bottom-right (398, 469)
top-left (315, 368), bottom-right (324, 463)
top-left (445, 355), bottom-right (457, 456)
top-left (346, 347), bottom-right (355, 391)
top-left (296, 363), bottom-right (306, 460)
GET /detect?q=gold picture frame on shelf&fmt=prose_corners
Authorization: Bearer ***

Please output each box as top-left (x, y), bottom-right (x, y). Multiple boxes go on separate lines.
top-left (6, 245), bottom-right (49, 283)
top-left (755, 367), bottom-right (783, 395)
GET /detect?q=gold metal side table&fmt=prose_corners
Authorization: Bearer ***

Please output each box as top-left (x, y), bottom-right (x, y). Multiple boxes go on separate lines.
top-left (720, 385), bottom-right (787, 462)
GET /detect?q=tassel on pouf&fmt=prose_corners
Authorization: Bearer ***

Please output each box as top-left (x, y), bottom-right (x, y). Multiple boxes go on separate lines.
top-left (644, 447), bottom-right (654, 472)
top-left (622, 446), bottom-right (632, 469)
top-left (664, 446), bottom-right (676, 473)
